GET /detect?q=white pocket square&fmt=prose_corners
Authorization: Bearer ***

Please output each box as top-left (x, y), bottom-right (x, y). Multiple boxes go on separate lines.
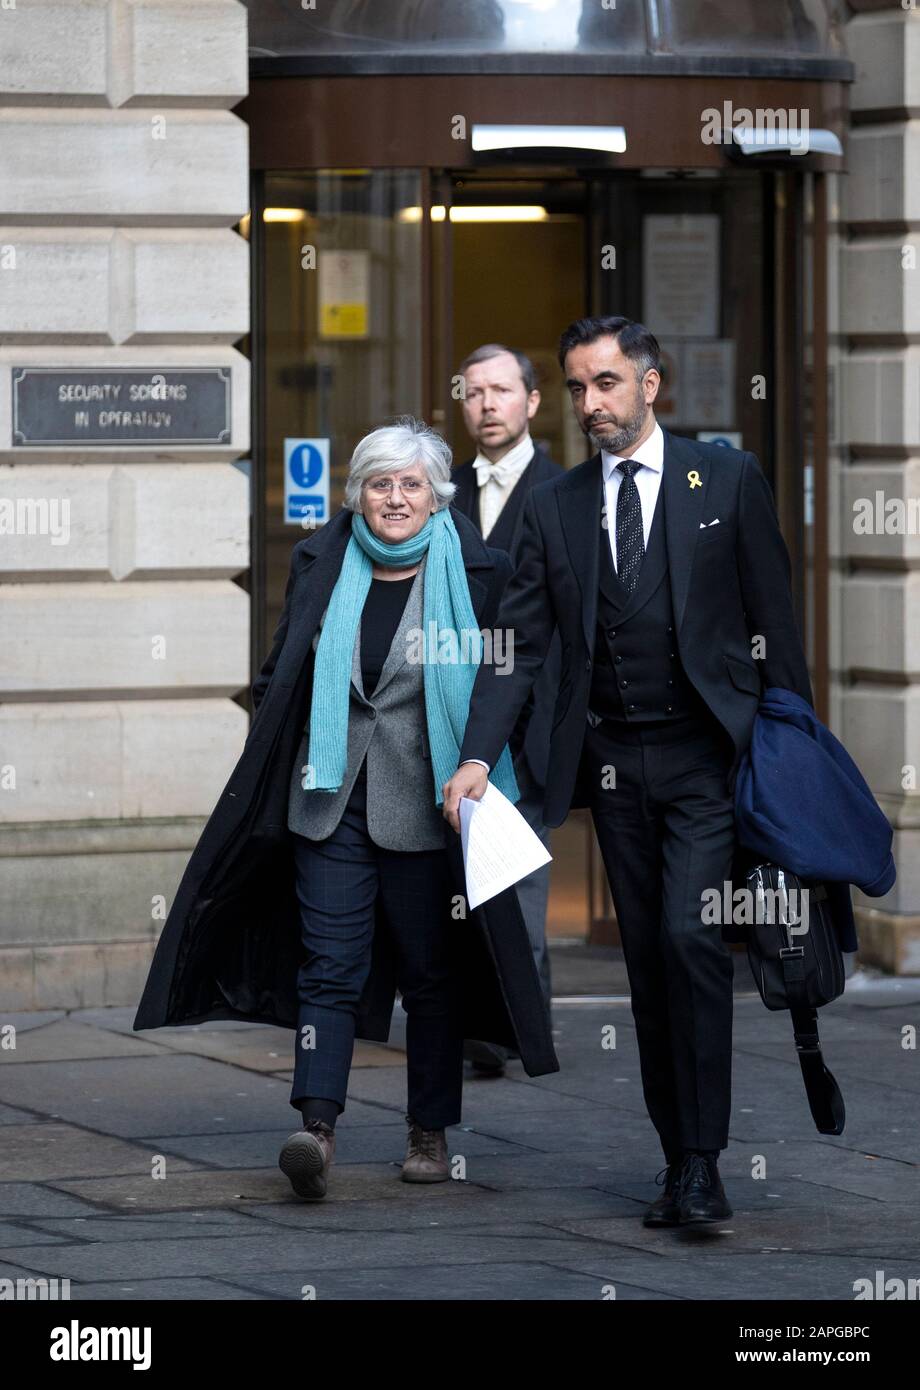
top-left (699, 518), bottom-right (720, 528)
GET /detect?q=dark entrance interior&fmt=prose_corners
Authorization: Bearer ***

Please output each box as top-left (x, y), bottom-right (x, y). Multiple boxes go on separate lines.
top-left (247, 150), bottom-right (821, 945)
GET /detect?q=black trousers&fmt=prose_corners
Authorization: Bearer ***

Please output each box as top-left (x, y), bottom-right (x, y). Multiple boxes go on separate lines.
top-left (289, 766), bottom-right (464, 1130)
top-left (582, 711), bottom-right (737, 1158)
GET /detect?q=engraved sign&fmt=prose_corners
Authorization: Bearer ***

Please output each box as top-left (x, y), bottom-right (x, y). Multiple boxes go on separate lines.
top-left (11, 367), bottom-right (232, 446)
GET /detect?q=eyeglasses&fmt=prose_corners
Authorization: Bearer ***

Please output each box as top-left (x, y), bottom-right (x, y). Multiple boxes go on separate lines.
top-left (365, 477), bottom-right (429, 496)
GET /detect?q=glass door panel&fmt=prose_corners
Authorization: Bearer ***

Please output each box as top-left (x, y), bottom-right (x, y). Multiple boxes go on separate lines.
top-left (260, 169), bottom-right (424, 642)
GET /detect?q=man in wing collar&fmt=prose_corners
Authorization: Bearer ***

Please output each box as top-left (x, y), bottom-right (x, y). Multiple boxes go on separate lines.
top-left (443, 315), bottom-right (813, 1228)
top-left (450, 344), bottom-right (564, 1075)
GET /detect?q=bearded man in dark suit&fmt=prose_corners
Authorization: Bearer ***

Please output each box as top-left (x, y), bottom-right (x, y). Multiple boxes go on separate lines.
top-left (444, 317), bottom-right (813, 1226)
top-left (450, 344), bottom-right (563, 1076)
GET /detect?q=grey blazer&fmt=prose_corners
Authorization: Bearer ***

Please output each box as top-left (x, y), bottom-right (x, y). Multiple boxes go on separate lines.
top-left (287, 553), bottom-right (448, 851)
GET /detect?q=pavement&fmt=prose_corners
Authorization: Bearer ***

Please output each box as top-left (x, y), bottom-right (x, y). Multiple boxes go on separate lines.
top-left (1, 946), bottom-right (919, 1302)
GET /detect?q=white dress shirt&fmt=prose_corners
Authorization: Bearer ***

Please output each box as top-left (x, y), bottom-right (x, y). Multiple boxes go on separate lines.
top-left (601, 420), bottom-right (665, 573)
top-left (473, 432), bottom-right (535, 539)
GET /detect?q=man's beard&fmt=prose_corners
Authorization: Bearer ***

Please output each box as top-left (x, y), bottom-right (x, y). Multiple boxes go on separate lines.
top-left (585, 394), bottom-right (647, 454)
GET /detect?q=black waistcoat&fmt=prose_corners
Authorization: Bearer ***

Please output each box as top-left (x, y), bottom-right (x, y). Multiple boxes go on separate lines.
top-left (589, 479), bottom-right (712, 724)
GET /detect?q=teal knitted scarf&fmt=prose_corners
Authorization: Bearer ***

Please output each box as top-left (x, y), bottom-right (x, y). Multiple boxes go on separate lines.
top-left (306, 509), bottom-right (519, 807)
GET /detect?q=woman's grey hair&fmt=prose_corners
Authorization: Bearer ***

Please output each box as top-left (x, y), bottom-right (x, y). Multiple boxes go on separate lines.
top-left (344, 416), bottom-right (456, 514)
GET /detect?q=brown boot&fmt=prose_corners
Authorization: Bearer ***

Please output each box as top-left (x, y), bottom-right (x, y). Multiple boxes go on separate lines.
top-left (278, 1118), bottom-right (336, 1200)
top-left (401, 1114), bottom-right (449, 1183)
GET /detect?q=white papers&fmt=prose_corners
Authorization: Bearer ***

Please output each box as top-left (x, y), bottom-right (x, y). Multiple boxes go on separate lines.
top-left (459, 782), bottom-right (552, 911)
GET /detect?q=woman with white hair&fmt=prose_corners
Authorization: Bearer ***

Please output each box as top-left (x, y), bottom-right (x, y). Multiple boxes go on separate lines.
top-left (133, 416), bottom-right (558, 1202)
top-left (280, 412), bottom-right (528, 1198)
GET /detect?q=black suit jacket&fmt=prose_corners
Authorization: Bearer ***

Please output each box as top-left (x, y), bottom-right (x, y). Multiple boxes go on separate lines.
top-left (451, 443), bottom-right (565, 791)
top-left (458, 428), bottom-right (814, 828)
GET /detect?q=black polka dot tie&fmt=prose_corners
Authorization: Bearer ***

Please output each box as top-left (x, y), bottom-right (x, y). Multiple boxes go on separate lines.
top-left (615, 459), bottom-right (645, 594)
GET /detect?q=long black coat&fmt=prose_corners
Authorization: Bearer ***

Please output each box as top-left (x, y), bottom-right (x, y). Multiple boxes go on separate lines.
top-left (132, 506), bottom-right (559, 1079)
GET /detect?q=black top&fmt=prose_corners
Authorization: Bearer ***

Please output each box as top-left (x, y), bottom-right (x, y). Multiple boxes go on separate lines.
top-left (360, 574), bottom-right (416, 697)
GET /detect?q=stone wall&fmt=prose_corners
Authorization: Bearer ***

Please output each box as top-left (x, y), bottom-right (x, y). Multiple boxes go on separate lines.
top-left (836, 0), bottom-right (920, 971)
top-left (0, 0), bottom-right (251, 1008)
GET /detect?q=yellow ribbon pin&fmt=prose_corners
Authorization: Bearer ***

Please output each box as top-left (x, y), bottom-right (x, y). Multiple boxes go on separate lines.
top-left (687, 470), bottom-right (702, 489)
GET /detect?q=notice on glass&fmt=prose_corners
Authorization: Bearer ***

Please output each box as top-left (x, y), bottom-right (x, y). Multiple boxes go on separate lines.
top-left (318, 250), bottom-right (370, 338)
top-left (643, 215), bottom-right (720, 338)
top-left (683, 339), bottom-right (735, 427)
top-left (652, 339), bottom-right (736, 430)
top-left (459, 783), bottom-right (552, 911)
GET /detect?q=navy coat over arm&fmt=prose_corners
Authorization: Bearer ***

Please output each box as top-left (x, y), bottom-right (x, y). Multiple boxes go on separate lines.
top-left (734, 687), bottom-right (897, 953)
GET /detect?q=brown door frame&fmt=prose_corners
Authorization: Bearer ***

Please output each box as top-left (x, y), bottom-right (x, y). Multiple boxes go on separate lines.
top-left (244, 75), bottom-right (833, 941)
top-left (811, 172), bottom-right (830, 723)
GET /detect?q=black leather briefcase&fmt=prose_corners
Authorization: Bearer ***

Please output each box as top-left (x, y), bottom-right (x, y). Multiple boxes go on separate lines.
top-left (745, 863), bottom-right (846, 1135)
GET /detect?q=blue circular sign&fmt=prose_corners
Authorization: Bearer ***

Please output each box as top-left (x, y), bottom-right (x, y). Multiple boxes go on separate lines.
top-left (289, 442), bottom-right (323, 488)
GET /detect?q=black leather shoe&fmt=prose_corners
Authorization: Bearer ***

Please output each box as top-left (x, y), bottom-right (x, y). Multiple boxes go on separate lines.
top-left (464, 1040), bottom-right (507, 1076)
top-left (643, 1162), bottom-right (683, 1227)
top-left (677, 1153), bottom-right (732, 1225)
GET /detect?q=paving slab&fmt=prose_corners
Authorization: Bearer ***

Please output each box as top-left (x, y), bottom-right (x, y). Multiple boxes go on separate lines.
top-left (547, 1249), bottom-right (920, 1302)
top-left (231, 1182), bottom-right (621, 1233)
top-left (142, 1121), bottom-right (532, 1170)
top-left (0, 1123), bottom-right (202, 1183)
top-left (735, 1038), bottom-right (920, 1095)
top-left (0, 1054), bottom-right (321, 1138)
top-left (0, 1011), bottom-right (67, 1033)
top-left (550, 1201), bottom-right (920, 1260)
top-left (344, 1065), bottom-right (593, 1118)
top-left (209, 1259), bottom-right (677, 1301)
top-left (0, 1222), bottom-right (73, 1248)
top-left (0, 1225), bottom-right (641, 1283)
top-left (68, 1277), bottom-right (270, 1301)
top-left (47, 1165), bottom-right (440, 1211)
top-left (77, 1010), bottom-right (262, 1035)
top-left (432, 1148), bottom-right (645, 1192)
top-left (0, 1018), bottom-right (163, 1066)
top-left (126, 1028), bottom-right (402, 1074)
top-left (24, 1209), bottom-right (277, 1244)
top-left (0, 1103), bottom-right (39, 1126)
top-left (0, 1184), bottom-right (109, 1219)
top-left (463, 1106), bottom-right (663, 1154)
top-left (0, 967), bottom-right (917, 1302)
